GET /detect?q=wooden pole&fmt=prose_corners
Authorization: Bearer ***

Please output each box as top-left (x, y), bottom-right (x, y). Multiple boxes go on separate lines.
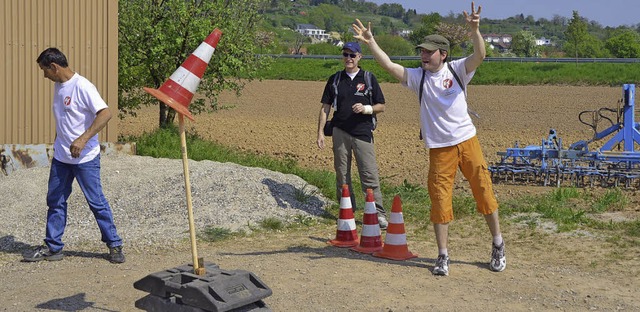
top-left (178, 114), bottom-right (205, 275)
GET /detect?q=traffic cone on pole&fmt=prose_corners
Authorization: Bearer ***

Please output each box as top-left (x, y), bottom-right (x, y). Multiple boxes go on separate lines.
top-left (143, 28), bottom-right (223, 275)
top-left (144, 28), bottom-right (223, 121)
top-left (351, 189), bottom-right (383, 254)
top-left (373, 195), bottom-right (418, 261)
top-left (328, 184), bottom-right (359, 247)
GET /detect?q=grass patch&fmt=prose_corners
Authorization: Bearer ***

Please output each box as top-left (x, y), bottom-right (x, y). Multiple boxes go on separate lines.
top-left (591, 188), bottom-right (627, 213)
top-left (259, 217), bottom-right (286, 231)
top-left (293, 184), bottom-right (318, 204)
top-left (198, 227), bottom-right (238, 242)
top-left (502, 187), bottom-right (638, 240)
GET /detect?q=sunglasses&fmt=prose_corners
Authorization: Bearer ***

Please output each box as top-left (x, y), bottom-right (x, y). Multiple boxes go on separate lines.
top-left (342, 52), bottom-right (357, 58)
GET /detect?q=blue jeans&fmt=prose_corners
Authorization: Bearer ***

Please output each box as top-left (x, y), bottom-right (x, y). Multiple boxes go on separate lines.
top-left (45, 155), bottom-right (122, 252)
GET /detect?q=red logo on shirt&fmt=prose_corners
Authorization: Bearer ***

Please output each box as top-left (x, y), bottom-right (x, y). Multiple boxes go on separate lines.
top-left (356, 83), bottom-right (366, 92)
top-left (443, 79), bottom-right (453, 89)
top-left (64, 96), bottom-right (71, 106)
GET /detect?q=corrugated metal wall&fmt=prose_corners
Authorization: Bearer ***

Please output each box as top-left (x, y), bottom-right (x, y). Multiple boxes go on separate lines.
top-left (1, 0), bottom-right (118, 144)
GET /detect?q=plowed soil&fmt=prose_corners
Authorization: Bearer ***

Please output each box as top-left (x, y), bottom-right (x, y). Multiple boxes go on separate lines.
top-left (122, 80), bottom-right (634, 193)
top-left (3, 81), bottom-right (638, 311)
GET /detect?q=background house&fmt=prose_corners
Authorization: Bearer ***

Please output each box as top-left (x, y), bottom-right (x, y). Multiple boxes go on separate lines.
top-left (536, 37), bottom-right (554, 46)
top-left (483, 33), bottom-right (513, 53)
top-left (296, 24), bottom-right (330, 42)
top-left (395, 29), bottom-right (413, 38)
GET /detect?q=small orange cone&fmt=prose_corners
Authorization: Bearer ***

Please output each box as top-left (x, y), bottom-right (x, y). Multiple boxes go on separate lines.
top-left (351, 189), bottom-right (383, 254)
top-left (373, 195), bottom-right (418, 260)
top-left (328, 184), bottom-right (359, 247)
top-left (143, 28), bottom-right (223, 121)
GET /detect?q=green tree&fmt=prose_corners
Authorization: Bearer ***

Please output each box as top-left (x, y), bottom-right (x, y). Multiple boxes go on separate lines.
top-left (563, 34), bottom-right (609, 58)
top-left (118, 0), bottom-right (272, 127)
top-left (409, 13), bottom-right (442, 46)
top-left (379, 16), bottom-right (392, 32)
top-left (583, 36), bottom-right (611, 58)
top-left (511, 30), bottom-right (540, 57)
top-left (466, 41), bottom-right (494, 57)
top-left (564, 11), bottom-right (589, 58)
top-left (366, 34), bottom-right (414, 56)
top-left (377, 3), bottom-right (404, 19)
top-left (308, 4), bottom-right (343, 31)
top-left (403, 9), bottom-right (419, 25)
top-left (606, 29), bottom-right (640, 58)
top-left (341, 30), bottom-right (355, 43)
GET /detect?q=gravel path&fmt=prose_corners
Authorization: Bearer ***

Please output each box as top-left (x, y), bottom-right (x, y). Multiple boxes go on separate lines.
top-left (0, 154), bottom-right (331, 253)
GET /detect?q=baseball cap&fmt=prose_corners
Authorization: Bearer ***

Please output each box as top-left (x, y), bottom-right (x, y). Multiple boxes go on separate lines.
top-left (416, 34), bottom-right (450, 51)
top-left (342, 42), bottom-right (362, 54)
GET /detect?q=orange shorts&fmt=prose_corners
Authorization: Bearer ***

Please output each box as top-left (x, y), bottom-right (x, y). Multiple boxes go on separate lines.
top-left (427, 136), bottom-right (498, 224)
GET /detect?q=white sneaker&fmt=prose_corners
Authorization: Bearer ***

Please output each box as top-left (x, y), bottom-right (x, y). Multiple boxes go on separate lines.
top-left (432, 254), bottom-right (450, 276)
top-left (489, 242), bottom-right (506, 272)
top-left (377, 215), bottom-right (388, 230)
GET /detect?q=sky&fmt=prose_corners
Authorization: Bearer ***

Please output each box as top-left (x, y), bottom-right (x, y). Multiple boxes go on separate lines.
top-left (367, 0), bottom-right (638, 27)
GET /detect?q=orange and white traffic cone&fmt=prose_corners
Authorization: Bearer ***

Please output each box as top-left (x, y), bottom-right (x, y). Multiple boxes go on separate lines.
top-left (328, 184), bottom-right (359, 247)
top-left (142, 28), bottom-right (222, 275)
top-left (351, 189), bottom-right (383, 254)
top-left (143, 28), bottom-right (223, 121)
top-left (373, 195), bottom-right (418, 261)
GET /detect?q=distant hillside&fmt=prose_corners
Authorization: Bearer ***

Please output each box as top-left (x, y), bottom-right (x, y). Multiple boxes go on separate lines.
top-left (259, 0), bottom-right (639, 57)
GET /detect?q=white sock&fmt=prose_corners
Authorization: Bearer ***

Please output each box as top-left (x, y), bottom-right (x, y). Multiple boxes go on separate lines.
top-left (438, 248), bottom-right (448, 257)
top-left (493, 235), bottom-right (504, 247)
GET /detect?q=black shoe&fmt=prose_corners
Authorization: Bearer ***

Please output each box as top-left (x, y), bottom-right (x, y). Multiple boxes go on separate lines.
top-left (107, 246), bottom-right (125, 264)
top-left (23, 245), bottom-right (64, 262)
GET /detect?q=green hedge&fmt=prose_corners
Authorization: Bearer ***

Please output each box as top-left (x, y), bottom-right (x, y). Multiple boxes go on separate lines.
top-left (257, 58), bottom-right (640, 86)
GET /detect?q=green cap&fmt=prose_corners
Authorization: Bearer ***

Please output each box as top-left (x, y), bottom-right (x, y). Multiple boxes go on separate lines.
top-left (416, 34), bottom-right (450, 51)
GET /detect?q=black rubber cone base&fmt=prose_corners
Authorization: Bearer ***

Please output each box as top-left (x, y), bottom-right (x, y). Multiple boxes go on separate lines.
top-left (134, 262), bottom-right (272, 312)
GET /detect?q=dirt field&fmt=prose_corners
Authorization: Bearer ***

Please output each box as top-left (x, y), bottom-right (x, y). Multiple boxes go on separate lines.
top-left (2, 81), bottom-right (639, 311)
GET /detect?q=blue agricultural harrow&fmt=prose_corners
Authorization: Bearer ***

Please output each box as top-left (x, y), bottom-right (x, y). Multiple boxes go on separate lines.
top-left (489, 84), bottom-right (640, 188)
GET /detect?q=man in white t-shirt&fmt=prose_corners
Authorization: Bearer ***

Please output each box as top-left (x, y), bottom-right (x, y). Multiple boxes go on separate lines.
top-left (352, 2), bottom-right (506, 276)
top-left (23, 48), bottom-right (125, 264)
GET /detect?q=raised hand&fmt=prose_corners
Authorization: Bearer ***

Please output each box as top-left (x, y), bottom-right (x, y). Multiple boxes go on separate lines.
top-left (352, 19), bottom-right (373, 44)
top-left (463, 2), bottom-right (482, 30)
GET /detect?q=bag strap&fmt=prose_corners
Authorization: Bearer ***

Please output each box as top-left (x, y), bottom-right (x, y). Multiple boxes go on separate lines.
top-left (331, 70), bottom-right (341, 110)
top-left (418, 69), bottom-right (426, 140)
top-left (418, 69), bottom-right (426, 105)
top-left (447, 62), bottom-right (466, 98)
top-left (447, 62), bottom-right (479, 118)
top-left (365, 70), bottom-right (373, 103)
top-left (364, 70), bottom-right (377, 130)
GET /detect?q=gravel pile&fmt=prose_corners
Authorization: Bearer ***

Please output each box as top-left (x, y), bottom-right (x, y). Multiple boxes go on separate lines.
top-left (0, 154), bottom-right (331, 252)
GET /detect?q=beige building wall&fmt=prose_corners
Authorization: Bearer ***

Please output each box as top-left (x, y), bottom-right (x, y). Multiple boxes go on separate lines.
top-left (1, 0), bottom-right (118, 144)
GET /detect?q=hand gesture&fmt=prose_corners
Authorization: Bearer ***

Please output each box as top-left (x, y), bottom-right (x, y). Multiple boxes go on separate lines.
top-left (463, 2), bottom-right (482, 30)
top-left (352, 19), bottom-right (373, 44)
